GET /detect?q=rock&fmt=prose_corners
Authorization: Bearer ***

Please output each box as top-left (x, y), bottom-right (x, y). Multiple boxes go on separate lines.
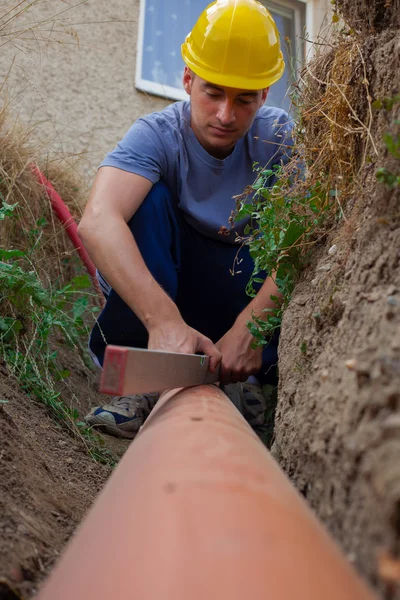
top-left (16, 524), bottom-right (28, 535)
top-left (317, 263), bottom-right (332, 272)
top-left (345, 358), bottom-right (359, 371)
top-left (293, 295), bottom-right (307, 306)
top-left (360, 291), bottom-right (380, 302)
top-left (328, 244), bottom-right (338, 255)
top-left (347, 553), bottom-right (357, 563)
top-left (65, 457), bottom-right (74, 464)
top-left (382, 415), bottom-right (400, 432)
top-left (387, 296), bottom-right (398, 307)
top-left (321, 369), bottom-right (329, 381)
top-left (344, 269), bottom-right (353, 280)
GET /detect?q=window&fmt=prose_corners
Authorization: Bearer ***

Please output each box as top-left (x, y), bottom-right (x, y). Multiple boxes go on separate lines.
top-left (262, 0), bottom-right (306, 111)
top-left (136, 0), bottom-right (306, 112)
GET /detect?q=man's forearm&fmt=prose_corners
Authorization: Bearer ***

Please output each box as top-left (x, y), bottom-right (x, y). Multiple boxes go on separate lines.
top-left (79, 215), bottom-right (181, 330)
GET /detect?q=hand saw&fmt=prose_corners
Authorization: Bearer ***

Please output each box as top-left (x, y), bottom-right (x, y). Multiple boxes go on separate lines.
top-left (100, 345), bottom-right (220, 396)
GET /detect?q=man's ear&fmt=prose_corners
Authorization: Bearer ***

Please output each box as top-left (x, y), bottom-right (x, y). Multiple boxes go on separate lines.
top-left (183, 67), bottom-right (193, 95)
top-left (260, 87), bottom-right (269, 106)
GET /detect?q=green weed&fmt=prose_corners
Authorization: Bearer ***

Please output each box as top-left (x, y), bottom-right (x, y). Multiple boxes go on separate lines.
top-left (376, 125), bottom-right (400, 188)
top-left (374, 96), bottom-right (400, 189)
top-left (376, 120), bottom-right (400, 189)
top-left (0, 203), bottom-right (114, 466)
top-left (234, 162), bottom-right (334, 345)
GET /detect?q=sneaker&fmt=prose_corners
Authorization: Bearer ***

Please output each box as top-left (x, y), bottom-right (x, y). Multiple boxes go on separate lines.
top-left (222, 381), bottom-right (270, 437)
top-left (220, 382), bottom-right (244, 414)
top-left (242, 382), bottom-right (268, 431)
top-left (84, 393), bottom-right (159, 439)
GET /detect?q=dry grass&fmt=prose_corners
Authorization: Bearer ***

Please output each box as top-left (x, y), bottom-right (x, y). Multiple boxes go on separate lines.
top-left (0, 0), bottom-right (81, 52)
top-left (0, 102), bottom-right (87, 286)
top-left (278, 28), bottom-right (379, 232)
top-left (0, 0), bottom-right (89, 285)
top-left (300, 37), bottom-right (375, 183)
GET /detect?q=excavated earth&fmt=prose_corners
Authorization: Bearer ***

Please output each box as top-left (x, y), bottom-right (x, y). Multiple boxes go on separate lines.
top-left (273, 19), bottom-right (400, 600)
top-left (0, 350), bottom-right (129, 598)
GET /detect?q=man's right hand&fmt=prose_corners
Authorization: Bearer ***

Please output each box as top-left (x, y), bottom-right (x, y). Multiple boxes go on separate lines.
top-left (147, 319), bottom-right (222, 374)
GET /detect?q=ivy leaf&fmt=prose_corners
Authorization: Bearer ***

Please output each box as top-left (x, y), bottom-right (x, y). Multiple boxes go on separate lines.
top-left (372, 99), bottom-right (383, 110)
top-left (281, 221), bottom-right (304, 249)
top-left (70, 275), bottom-right (91, 290)
top-left (235, 205), bottom-right (253, 221)
top-left (58, 369), bottom-right (71, 379)
top-left (0, 249), bottom-right (25, 259)
top-left (0, 201), bottom-right (18, 219)
top-left (72, 297), bottom-right (88, 322)
top-left (383, 132), bottom-right (400, 159)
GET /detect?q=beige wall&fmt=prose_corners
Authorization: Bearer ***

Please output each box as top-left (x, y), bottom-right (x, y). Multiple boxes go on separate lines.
top-left (0, 0), bottom-right (331, 181)
top-left (1, 0), bottom-right (170, 180)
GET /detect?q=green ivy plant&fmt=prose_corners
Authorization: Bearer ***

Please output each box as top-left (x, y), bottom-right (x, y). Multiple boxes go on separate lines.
top-left (234, 163), bottom-right (335, 345)
top-left (0, 202), bottom-right (113, 465)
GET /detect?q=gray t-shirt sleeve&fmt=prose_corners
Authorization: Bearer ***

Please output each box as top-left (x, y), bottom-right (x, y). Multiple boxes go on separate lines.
top-left (99, 118), bottom-right (168, 184)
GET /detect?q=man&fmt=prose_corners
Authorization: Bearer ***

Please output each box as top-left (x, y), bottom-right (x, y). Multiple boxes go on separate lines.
top-left (79, 0), bottom-right (293, 439)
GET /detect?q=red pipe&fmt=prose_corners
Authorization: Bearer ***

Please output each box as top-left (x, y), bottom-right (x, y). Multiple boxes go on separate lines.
top-left (31, 165), bottom-right (104, 306)
top-left (37, 385), bottom-right (377, 600)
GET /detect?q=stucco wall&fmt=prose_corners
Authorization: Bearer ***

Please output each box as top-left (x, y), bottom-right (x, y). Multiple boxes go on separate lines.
top-left (1, 0), bottom-right (170, 179)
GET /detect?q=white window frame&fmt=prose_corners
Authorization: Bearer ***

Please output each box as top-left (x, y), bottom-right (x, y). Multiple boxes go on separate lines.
top-left (262, 0), bottom-right (306, 81)
top-left (135, 0), bottom-right (307, 102)
top-left (263, 0), bottom-right (305, 48)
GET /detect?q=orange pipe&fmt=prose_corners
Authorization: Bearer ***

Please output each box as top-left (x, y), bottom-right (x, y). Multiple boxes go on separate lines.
top-left (37, 385), bottom-right (377, 600)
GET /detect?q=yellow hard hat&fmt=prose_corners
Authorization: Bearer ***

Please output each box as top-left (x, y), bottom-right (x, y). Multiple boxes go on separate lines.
top-left (181, 0), bottom-right (285, 90)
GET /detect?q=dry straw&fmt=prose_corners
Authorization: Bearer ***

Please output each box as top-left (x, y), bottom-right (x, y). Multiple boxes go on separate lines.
top-left (299, 38), bottom-right (376, 183)
top-left (0, 103), bottom-right (86, 286)
top-left (0, 0), bottom-right (88, 286)
top-left (280, 29), bottom-right (378, 236)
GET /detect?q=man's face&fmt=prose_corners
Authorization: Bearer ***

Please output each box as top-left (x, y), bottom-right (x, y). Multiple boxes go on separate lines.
top-left (183, 67), bottom-right (269, 159)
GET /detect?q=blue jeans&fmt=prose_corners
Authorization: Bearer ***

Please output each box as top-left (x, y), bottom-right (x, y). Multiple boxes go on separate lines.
top-left (89, 181), bottom-right (279, 385)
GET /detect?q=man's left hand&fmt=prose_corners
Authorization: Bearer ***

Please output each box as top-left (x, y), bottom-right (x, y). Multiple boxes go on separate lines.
top-left (216, 320), bottom-right (263, 385)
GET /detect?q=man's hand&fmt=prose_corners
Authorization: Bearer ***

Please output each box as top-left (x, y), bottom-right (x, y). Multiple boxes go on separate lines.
top-left (148, 318), bottom-right (222, 373)
top-left (216, 319), bottom-right (263, 385)
top-left (215, 274), bottom-right (281, 385)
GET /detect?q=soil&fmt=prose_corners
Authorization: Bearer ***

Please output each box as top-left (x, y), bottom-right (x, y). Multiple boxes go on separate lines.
top-left (0, 352), bottom-right (129, 598)
top-left (336, 0), bottom-right (400, 34)
top-left (273, 29), bottom-right (400, 600)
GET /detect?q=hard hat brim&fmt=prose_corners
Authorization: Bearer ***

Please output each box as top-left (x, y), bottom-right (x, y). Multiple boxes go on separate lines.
top-left (181, 43), bottom-right (285, 91)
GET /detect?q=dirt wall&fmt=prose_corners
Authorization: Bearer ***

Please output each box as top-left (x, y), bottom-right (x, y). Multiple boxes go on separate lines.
top-left (0, 349), bottom-right (129, 598)
top-left (274, 11), bottom-right (400, 599)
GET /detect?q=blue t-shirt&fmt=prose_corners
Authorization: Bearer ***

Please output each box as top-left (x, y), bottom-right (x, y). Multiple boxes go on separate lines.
top-left (101, 101), bottom-right (292, 243)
